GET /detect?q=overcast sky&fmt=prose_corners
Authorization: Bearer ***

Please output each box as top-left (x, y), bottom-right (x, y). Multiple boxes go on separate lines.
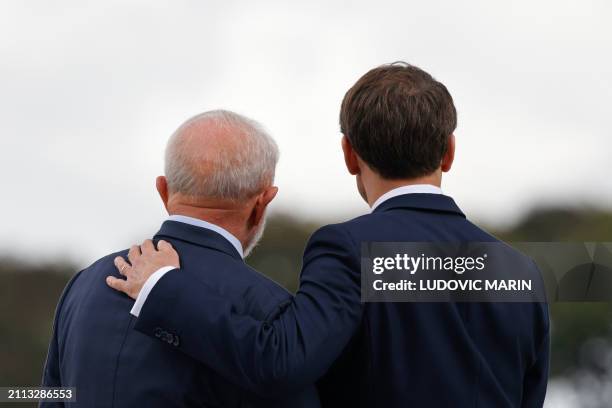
top-left (1, 0), bottom-right (610, 265)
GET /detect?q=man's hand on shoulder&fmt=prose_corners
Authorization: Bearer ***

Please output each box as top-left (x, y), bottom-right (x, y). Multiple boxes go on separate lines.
top-left (106, 239), bottom-right (180, 300)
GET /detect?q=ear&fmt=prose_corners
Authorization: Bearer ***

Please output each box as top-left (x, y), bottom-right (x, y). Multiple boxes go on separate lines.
top-left (342, 136), bottom-right (360, 175)
top-left (441, 134), bottom-right (455, 173)
top-left (249, 186), bottom-right (279, 228)
top-left (156, 176), bottom-right (170, 211)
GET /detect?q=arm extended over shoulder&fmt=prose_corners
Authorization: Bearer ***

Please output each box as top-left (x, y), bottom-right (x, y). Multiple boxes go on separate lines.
top-left (134, 224), bottom-right (364, 397)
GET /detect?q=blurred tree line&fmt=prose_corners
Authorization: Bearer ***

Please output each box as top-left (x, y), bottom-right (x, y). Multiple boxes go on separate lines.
top-left (1, 207), bottom-right (612, 404)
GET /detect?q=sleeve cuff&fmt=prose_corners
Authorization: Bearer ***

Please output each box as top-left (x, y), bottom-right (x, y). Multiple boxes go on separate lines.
top-left (130, 266), bottom-right (178, 317)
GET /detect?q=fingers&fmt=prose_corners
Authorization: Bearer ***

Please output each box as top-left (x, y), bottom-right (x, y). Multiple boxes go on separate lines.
top-left (106, 276), bottom-right (130, 295)
top-left (158, 240), bottom-right (180, 268)
top-left (127, 245), bottom-right (141, 264)
top-left (114, 256), bottom-right (131, 276)
top-left (141, 239), bottom-right (155, 254)
top-left (157, 240), bottom-right (174, 252)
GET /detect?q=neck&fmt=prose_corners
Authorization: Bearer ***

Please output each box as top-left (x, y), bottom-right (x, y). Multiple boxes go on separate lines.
top-left (167, 197), bottom-right (250, 249)
top-left (361, 169), bottom-right (442, 207)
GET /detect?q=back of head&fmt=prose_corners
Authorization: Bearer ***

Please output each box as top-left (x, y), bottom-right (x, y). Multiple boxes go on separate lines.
top-left (165, 110), bottom-right (279, 203)
top-left (340, 62), bottom-right (457, 179)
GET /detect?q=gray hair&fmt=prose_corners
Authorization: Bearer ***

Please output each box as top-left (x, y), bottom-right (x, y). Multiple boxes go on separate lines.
top-left (165, 110), bottom-right (279, 201)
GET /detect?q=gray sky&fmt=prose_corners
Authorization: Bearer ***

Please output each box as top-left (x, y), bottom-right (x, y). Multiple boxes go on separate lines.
top-left (1, 0), bottom-right (610, 265)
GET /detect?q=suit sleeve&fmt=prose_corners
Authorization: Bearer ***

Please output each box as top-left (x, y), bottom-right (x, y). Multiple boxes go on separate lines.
top-left (134, 224), bottom-right (363, 397)
top-left (39, 332), bottom-right (64, 408)
top-left (40, 271), bottom-right (82, 407)
top-left (521, 304), bottom-right (550, 408)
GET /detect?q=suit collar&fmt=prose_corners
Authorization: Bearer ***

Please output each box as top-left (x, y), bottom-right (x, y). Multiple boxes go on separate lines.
top-left (372, 193), bottom-right (465, 218)
top-left (154, 220), bottom-right (243, 261)
top-left (167, 214), bottom-right (244, 258)
top-left (371, 184), bottom-right (443, 211)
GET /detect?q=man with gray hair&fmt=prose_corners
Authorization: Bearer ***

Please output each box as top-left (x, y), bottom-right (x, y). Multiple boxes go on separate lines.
top-left (41, 110), bottom-right (320, 407)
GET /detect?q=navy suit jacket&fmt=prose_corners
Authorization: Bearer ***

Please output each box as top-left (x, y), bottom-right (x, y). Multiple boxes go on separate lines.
top-left (134, 194), bottom-right (550, 407)
top-left (41, 220), bottom-right (320, 407)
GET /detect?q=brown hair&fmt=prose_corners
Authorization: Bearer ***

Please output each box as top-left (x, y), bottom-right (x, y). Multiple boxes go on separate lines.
top-left (340, 62), bottom-right (457, 179)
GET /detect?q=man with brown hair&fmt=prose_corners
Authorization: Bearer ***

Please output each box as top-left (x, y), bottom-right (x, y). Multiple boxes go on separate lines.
top-left (109, 62), bottom-right (549, 407)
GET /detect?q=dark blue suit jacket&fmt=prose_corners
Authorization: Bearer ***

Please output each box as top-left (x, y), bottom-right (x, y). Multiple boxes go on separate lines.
top-left (41, 220), bottom-right (320, 407)
top-left (134, 194), bottom-right (550, 407)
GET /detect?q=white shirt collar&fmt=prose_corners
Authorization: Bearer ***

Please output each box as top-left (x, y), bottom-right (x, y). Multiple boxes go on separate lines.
top-left (370, 184), bottom-right (443, 212)
top-left (167, 214), bottom-right (244, 258)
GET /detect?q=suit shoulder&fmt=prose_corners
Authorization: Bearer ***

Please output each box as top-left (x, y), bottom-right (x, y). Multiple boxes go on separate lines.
top-left (341, 209), bottom-right (503, 242)
top-left (319, 212), bottom-right (388, 236)
top-left (56, 248), bottom-right (129, 299)
top-left (306, 213), bottom-right (391, 249)
top-left (70, 249), bottom-right (130, 284)
top-left (308, 220), bottom-right (357, 244)
top-left (305, 222), bottom-right (359, 256)
top-left (54, 267), bottom-right (86, 316)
